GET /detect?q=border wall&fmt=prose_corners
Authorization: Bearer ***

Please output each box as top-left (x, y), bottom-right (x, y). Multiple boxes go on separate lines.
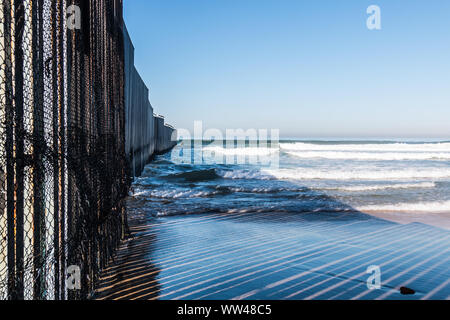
top-left (123, 26), bottom-right (177, 178)
top-left (0, 0), bottom-right (176, 300)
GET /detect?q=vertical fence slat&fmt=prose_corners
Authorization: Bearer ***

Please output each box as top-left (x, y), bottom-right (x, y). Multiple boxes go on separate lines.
top-left (32, 0), bottom-right (44, 300)
top-left (3, 0), bottom-right (16, 301)
top-left (13, 0), bottom-right (25, 300)
top-left (51, 0), bottom-right (60, 300)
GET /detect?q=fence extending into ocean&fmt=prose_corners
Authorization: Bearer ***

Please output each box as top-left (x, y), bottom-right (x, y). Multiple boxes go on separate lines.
top-left (0, 0), bottom-right (176, 300)
top-left (123, 26), bottom-right (177, 178)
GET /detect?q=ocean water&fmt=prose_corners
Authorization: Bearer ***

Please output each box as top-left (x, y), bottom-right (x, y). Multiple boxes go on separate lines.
top-left (129, 140), bottom-right (450, 222)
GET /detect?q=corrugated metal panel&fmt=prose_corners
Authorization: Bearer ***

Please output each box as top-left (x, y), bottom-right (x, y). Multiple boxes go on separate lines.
top-left (123, 25), bottom-right (175, 177)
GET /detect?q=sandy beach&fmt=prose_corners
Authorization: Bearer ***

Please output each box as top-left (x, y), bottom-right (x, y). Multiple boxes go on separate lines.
top-left (364, 211), bottom-right (450, 231)
top-left (95, 208), bottom-right (450, 300)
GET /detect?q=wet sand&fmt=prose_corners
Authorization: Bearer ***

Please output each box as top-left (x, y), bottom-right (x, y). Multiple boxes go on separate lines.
top-left (95, 210), bottom-right (450, 300)
top-left (362, 211), bottom-right (450, 231)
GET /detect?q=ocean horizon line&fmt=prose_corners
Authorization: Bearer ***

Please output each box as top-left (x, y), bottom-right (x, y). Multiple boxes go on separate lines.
top-left (182, 138), bottom-right (450, 144)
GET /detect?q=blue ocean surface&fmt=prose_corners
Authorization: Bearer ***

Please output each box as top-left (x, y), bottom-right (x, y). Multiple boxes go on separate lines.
top-left (129, 140), bottom-right (450, 225)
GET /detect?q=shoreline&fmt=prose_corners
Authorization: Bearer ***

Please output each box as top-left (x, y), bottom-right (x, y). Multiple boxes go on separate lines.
top-left (96, 208), bottom-right (450, 300)
top-left (362, 210), bottom-right (450, 231)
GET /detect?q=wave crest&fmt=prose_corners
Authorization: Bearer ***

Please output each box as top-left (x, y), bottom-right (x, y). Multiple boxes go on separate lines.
top-left (203, 146), bottom-right (279, 156)
top-left (286, 151), bottom-right (450, 161)
top-left (162, 169), bottom-right (221, 182)
top-left (133, 189), bottom-right (218, 199)
top-left (281, 142), bottom-right (450, 153)
top-left (262, 168), bottom-right (450, 181)
top-left (358, 200), bottom-right (450, 213)
top-left (322, 182), bottom-right (436, 192)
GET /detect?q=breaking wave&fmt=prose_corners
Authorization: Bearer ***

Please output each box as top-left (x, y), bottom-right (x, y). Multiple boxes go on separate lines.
top-left (280, 142), bottom-right (450, 153)
top-left (218, 169), bottom-right (272, 180)
top-left (321, 182), bottom-right (436, 192)
top-left (213, 185), bottom-right (309, 194)
top-left (286, 151), bottom-right (450, 161)
top-left (358, 200), bottom-right (450, 213)
top-left (203, 146), bottom-right (279, 156)
top-left (134, 190), bottom-right (212, 199)
top-left (262, 168), bottom-right (450, 181)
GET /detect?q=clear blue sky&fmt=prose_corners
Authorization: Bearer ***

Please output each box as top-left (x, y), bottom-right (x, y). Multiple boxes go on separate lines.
top-left (124, 0), bottom-right (450, 139)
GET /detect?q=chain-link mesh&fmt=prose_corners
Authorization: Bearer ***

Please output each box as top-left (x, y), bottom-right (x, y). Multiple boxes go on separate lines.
top-left (0, 0), bottom-right (128, 300)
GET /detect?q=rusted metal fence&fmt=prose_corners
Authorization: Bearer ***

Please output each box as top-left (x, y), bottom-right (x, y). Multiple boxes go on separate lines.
top-left (0, 0), bottom-right (128, 300)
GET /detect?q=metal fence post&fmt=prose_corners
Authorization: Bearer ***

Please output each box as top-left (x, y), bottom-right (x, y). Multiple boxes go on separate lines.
top-left (13, 0), bottom-right (25, 300)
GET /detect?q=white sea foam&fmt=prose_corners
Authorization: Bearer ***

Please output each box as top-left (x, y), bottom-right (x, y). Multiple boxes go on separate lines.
top-left (262, 168), bottom-right (450, 181)
top-left (219, 169), bottom-right (272, 180)
top-left (134, 189), bottom-right (216, 199)
top-left (203, 146), bottom-right (279, 156)
top-left (224, 187), bottom-right (277, 193)
top-left (322, 182), bottom-right (436, 192)
top-left (358, 200), bottom-right (450, 213)
top-left (280, 142), bottom-right (450, 153)
top-left (286, 151), bottom-right (450, 161)
top-left (221, 186), bottom-right (309, 193)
